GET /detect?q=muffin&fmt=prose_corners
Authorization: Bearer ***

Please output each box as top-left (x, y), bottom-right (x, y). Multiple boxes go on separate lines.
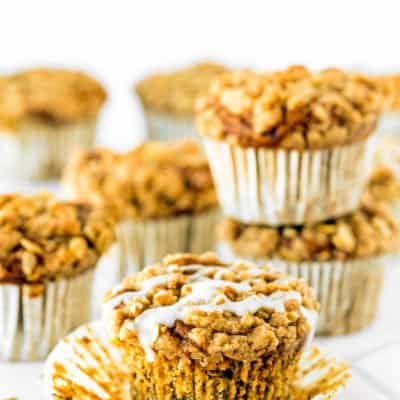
top-left (103, 252), bottom-right (319, 400)
top-left (136, 62), bottom-right (227, 141)
top-left (0, 193), bottom-right (116, 361)
top-left (196, 66), bottom-right (383, 225)
top-left (0, 68), bottom-right (106, 179)
top-left (217, 195), bottom-right (399, 335)
top-left (64, 140), bottom-right (219, 275)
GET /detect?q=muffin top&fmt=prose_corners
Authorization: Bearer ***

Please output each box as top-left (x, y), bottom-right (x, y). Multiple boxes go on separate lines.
top-left (64, 140), bottom-right (218, 220)
top-left (136, 62), bottom-right (227, 116)
top-left (0, 193), bottom-right (115, 284)
top-left (104, 253), bottom-right (318, 366)
top-left (0, 68), bottom-right (106, 129)
top-left (219, 195), bottom-right (399, 262)
top-left (196, 66), bottom-right (383, 150)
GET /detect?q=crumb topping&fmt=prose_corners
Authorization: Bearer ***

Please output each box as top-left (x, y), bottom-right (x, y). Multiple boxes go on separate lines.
top-left (195, 66), bottom-right (383, 149)
top-left (0, 193), bottom-right (115, 284)
top-left (219, 195), bottom-right (399, 261)
top-left (0, 68), bottom-right (106, 129)
top-left (104, 253), bottom-right (318, 365)
top-left (374, 74), bottom-right (400, 112)
top-left (367, 166), bottom-right (400, 203)
top-left (64, 140), bottom-right (218, 220)
top-left (136, 62), bottom-right (227, 116)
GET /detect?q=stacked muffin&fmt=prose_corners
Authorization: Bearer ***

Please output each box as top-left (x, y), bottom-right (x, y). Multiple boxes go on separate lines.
top-left (195, 66), bottom-right (398, 335)
top-left (64, 139), bottom-right (219, 275)
top-left (136, 62), bottom-right (227, 141)
top-left (0, 68), bottom-right (106, 179)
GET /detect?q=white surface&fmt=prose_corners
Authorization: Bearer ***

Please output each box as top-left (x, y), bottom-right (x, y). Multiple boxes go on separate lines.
top-left (1, 1), bottom-right (400, 397)
top-left (1, 267), bottom-right (399, 398)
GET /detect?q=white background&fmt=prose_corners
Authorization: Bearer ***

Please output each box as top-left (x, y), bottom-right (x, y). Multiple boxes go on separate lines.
top-left (1, 1), bottom-right (400, 398)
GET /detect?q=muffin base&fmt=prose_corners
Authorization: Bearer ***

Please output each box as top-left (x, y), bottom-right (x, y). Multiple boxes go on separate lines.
top-left (144, 109), bottom-right (200, 141)
top-left (218, 243), bottom-right (385, 336)
top-left (125, 347), bottom-right (299, 400)
top-left (44, 322), bottom-right (350, 400)
top-left (0, 118), bottom-right (97, 180)
top-left (0, 268), bottom-right (94, 361)
top-left (204, 136), bottom-right (375, 225)
top-left (117, 209), bottom-right (219, 274)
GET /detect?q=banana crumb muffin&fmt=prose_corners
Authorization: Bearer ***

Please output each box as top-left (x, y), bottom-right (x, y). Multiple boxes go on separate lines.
top-left (0, 193), bottom-right (116, 361)
top-left (196, 66), bottom-right (383, 225)
top-left (218, 195), bottom-right (399, 335)
top-left (136, 62), bottom-right (227, 141)
top-left (64, 140), bottom-right (219, 272)
top-left (0, 68), bottom-right (106, 179)
top-left (104, 253), bottom-right (318, 400)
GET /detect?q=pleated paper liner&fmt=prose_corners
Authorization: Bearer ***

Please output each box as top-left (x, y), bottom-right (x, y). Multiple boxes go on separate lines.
top-left (203, 136), bottom-right (375, 226)
top-left (44, 322), bottom-right (350, 400)
top-left (0, 269), bottom-right (94, 362)
top-left (0, 117), bottom-right (97, 180)
top-left (218, 242), bottom-right (386, 336)
top-left (144, 109), bottom-right (200, 141)
top-left (116, 208), bottom-right (220, 275)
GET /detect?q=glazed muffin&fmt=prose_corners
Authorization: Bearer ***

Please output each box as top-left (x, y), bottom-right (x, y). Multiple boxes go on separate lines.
top-left (103, 252), bottom-right (318, 400)
top-left (136, 62), bottom-right (227, 141)
top-left (196, 66), bottom-right (384, 225)
top-left (0, 68), bottom-right (106, 179)
top-left (64, 140), bottom-right (219, 275)
top-left (218, 195), bottom-right (399, 335)
top-left (0, 193), bottom-right (116, 361)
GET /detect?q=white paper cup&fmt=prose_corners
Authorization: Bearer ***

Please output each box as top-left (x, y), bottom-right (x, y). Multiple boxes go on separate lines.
top-left (44, 321), bottom-right (349, 400)
top-left (144, 109), bottom-right (200, 141)
top-left (0, 118), bottom-right (97, 180)
top-left (218, 242), bottom-right (386, 336)
top-left (204, 136), bottom-right (376, 225)
top-left (117, 209), bottom-right (219, 276)
top-left (0, 269), bottom-right (94, 362)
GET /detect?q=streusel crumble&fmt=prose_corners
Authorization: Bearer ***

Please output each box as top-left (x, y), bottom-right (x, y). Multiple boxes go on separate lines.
top-left (196, 67), bottom-right (383, 149)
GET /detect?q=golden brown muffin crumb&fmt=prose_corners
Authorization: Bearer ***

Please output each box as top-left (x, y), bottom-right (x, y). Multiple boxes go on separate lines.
top-left (367, 166), bottom-right (400, 203)
top-left (136, 62), bottom-right (227, 116)
top-left (196, 66), bottom-right (383, 149)
top-left (0, 193), bottom-right (115, 283)
top-left (374, 74), bottom-right (400, 111)
top-left (0, 68), bottom-right (106, 129)
top-left (219, 195), bottom-right (399, 261)
top-left (104, 253), bottom-right (318, 367)
top-left (64, 140), bottom-right (218, 220)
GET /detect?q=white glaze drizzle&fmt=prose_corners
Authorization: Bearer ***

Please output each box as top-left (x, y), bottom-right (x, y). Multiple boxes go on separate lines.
top-left (105, 264), bottom-right (317, 362)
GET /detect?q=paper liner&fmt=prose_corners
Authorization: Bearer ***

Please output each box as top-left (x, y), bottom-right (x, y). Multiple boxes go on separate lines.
top-left (44, 322), bottom-right (350, 400)
top-left (0, 268), bottom-right (94, 362)
top-left (117, 209), bottom-right (219, 275)
top-left (218, 242), bottom-right (386, 336)
top-left (204, 136), bottom-right (375, 225)
top-left (0, 118), bottom-right (97, 180)
top-left (144, 109), bottom-right (200, 141)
